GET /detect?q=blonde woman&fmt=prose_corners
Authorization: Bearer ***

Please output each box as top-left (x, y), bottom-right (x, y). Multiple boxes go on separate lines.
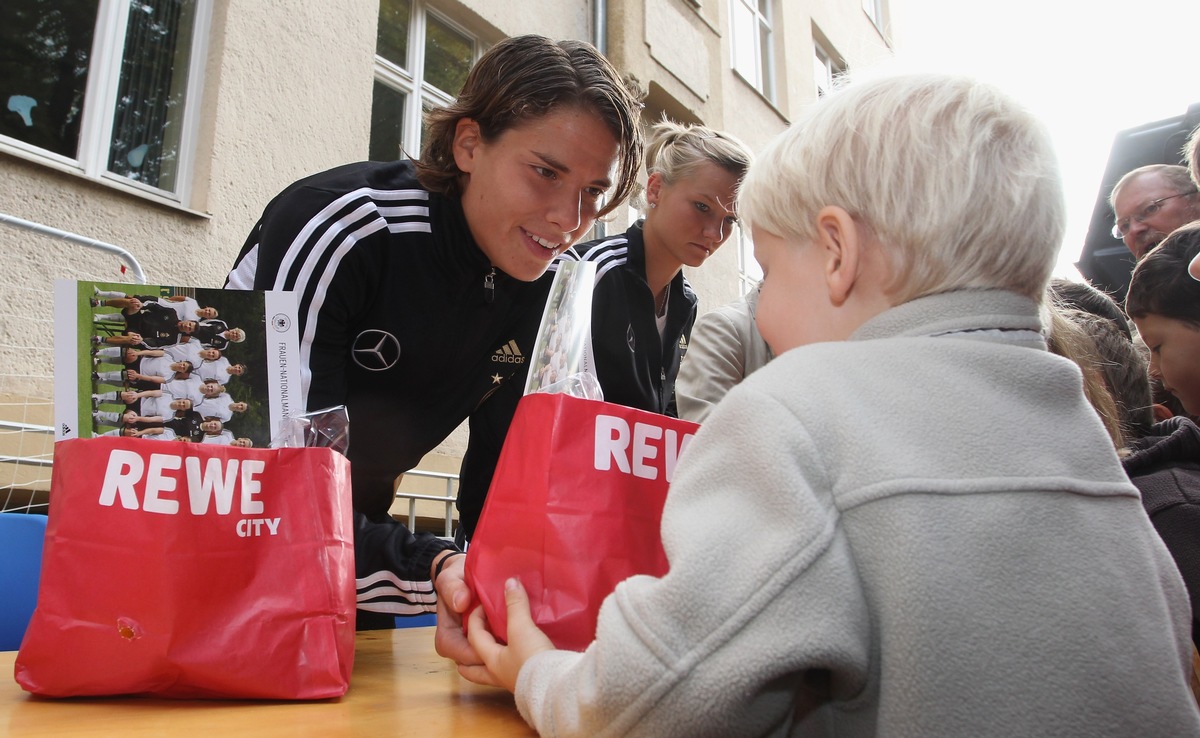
top-left (571, 121), bottom-right (752, 415)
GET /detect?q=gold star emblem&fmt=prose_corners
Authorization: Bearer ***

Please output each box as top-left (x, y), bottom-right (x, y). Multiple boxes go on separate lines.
top-left (491, 373), bottom-right (503, 385)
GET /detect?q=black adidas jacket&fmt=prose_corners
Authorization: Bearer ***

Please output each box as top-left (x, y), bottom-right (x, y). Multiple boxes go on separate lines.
top-left (226, 160), bottom-right (556, 625)
top-left (569, 221), bottom-right (698, 416)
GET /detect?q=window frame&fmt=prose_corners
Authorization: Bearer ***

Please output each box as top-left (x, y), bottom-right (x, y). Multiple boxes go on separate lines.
top-left (862, 0), bottom-right (886, 35)
top-left (730, 0), bottom-right (775, 102)
top-left (813, 39), bottom-right (845, 99)
top-left (0, 0), bottom-right (213, 207)
top-left (734, 223), bottom-right (761, 296)
top-left (372, 0), bottom-right (480, 161)
top-left (814, 44), bottom-right (833, 98)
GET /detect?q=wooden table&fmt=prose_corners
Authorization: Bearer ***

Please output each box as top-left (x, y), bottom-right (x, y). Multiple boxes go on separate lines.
top-left (0, 627), bottom-right (535, 737)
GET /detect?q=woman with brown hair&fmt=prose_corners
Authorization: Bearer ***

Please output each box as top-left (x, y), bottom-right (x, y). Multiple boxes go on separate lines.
top-left (225, 35), bottom-right (644, 647)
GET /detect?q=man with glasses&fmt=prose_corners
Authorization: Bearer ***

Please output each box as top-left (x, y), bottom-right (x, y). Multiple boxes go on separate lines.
top-left (1109, 164), bottom-right (1200, 260)
top-left (1110, 163), bottom-right (1200, 424)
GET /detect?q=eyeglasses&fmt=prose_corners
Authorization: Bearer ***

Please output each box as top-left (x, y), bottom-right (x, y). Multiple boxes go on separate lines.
top-left (1112, 190), bottom-right (1198, 239)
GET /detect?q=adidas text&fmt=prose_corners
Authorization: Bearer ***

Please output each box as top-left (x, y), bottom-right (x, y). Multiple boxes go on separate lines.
top-left (491, 340), bottom-right (525, 364)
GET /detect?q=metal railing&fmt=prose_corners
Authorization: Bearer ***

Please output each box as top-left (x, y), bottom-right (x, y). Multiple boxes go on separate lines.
top-left (0, 212), bottom-right (148, 505)
top-left (0, 213), bottom-right (148, 285)
top-left (394, 469), bottom-right (459, 538)
top-left (0, 419), bottom-right (53, 513)
top-left (0, 420), bottom-right (54, 468)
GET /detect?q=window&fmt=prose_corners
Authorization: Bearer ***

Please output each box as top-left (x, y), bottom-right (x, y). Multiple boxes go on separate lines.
top-left (813, 41), bottom-right (844, 99)
top-left (0, 0), bottom-right (210, 201)
top-left (730, 0), bottom-right (774, 101)
top-left (862, 0), bottom-right (885, 33)
top-left (735, 223), bottom-right (762, 296)
top-left (371, 0), bottom-right (477, 162)
top-left (814, 46), bottom-right (832, 98)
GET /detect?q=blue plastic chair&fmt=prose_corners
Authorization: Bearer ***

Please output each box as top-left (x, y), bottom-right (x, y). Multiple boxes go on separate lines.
top-left (394, 612), bottom-right (438, 629)
top-left (0, 512), bottom-right (48, 651)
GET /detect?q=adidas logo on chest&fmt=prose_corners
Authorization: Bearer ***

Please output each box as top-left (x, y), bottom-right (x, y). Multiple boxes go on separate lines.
top-left (491, 340), bottom-right (525, 364)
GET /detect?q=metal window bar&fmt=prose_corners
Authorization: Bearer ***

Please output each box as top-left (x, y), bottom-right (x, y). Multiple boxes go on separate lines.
top-left (394, 469), bottom-right (459, 538)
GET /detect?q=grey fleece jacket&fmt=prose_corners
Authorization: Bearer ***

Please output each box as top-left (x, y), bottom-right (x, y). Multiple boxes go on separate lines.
top-left (676, 287), bottom-right (773, 424)
top-left (515, 289), bottom-right (1200, 737)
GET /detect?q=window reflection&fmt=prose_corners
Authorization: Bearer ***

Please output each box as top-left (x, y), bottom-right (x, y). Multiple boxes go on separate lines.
top-left (1, 0), bottom-right (203, 198)
top-left (423, 14), bottom-right (471, 96)
top-left (107, 0), bottom-right (197, 191)
top-left (0, 0), bottom-right (99, 158)
top-left (370, 3), bottom-right (475, 162)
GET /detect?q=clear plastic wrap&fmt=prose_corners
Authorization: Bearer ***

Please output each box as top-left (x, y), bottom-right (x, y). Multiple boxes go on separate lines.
top-left (271, 405), bottom-right (350, 454)
top-left (533, 371), bottom-right (604, 401)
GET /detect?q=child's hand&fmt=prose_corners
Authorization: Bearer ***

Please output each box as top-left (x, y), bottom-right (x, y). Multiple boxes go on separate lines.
top-left (460, 577), bottom-right (555, 692)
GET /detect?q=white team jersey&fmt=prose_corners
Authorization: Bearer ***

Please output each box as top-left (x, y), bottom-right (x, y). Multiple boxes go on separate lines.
top-left (202, 430), bottom-right (234, 445)
top-left (197, 392), bottom-right (235, 422)
top-left (197, 357), bottom-right (232, 382)
top-left (159, 296), bottom-right (202, 321)
top-left (163, 340), bottom-right (206, 367)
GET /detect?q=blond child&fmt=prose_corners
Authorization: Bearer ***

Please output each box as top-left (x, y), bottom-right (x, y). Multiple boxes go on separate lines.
top-left (459, 74), bottom-right (1200, 736)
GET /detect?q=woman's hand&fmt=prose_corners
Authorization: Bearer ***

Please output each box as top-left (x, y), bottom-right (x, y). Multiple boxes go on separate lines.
top-left (431, 552), bottom-right (479, 666)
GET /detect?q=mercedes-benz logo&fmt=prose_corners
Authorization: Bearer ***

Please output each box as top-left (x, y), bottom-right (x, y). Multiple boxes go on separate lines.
top-left (351, 329), bottom-right (401, 371)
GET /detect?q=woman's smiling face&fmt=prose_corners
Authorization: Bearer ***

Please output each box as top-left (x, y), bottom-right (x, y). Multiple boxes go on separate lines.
top-left (454, 106), bottom-right (620, 281)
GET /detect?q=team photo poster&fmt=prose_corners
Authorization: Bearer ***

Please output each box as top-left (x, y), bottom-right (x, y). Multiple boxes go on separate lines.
top-left (53, 280), bottom-right (300, 449)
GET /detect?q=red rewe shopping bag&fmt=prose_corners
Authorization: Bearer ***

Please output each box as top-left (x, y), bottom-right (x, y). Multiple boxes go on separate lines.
top-left (15, 437), bottom-right (355, 699)
top-left (466, 392), bottom-right (699, 652)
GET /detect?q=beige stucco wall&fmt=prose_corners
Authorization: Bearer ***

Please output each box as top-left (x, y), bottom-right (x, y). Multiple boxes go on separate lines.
top-left (461, 0), bottom-right (592, 43)
top-left (0, 0), bottom-right (605, 348)
top-left (1, 2), bottom-right (377, 291)
top-left (0, 0), bottom-right (893, 300)
top-left (607, 0), bottom-right (892, 314)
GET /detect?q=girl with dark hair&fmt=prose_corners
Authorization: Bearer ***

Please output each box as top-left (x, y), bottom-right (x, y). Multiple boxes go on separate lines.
top-left (1127, 222), bottom-right (1200, 415)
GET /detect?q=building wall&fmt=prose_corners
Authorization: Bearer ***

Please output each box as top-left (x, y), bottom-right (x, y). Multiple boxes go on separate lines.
top-left (0, 1), bottom-right (595, 293)
top-left (606, 0), bottom-right (892, 312)
top-left (0, 0), bottom-right (890, 499)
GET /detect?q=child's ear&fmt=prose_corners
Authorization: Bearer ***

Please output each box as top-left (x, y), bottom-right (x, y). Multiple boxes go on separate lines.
top-left (815, 206), bottom-right (862, 306)
top-left (452, 118), bottom-right (482, 173)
